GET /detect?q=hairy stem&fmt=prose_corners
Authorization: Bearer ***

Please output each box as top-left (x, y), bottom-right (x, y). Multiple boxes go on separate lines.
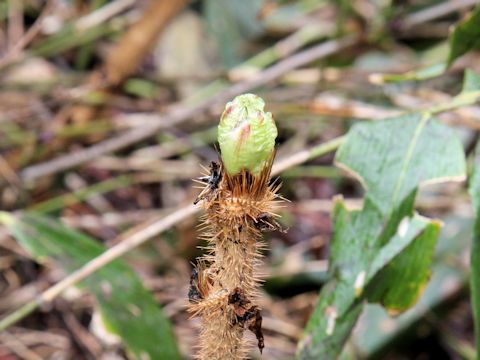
top-left (190, 159), bottom-right (279, 359)
top-left (197, 228), bottom-right (260, 359)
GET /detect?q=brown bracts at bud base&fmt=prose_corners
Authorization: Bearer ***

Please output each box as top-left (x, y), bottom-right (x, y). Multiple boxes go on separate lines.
top-left (188, 94), bottom-right (284, 359)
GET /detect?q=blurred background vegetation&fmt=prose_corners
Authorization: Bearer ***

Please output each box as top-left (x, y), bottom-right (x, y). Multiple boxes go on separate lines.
top-left (0, 0), bottom-right (479, 359)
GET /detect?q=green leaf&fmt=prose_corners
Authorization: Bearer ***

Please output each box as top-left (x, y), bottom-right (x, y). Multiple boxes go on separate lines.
top-left (204, 0), bottom-right (263, 68)
top-left (124, 78), bottom-right (160, 99)
top-left (335, 113), bottom-right (466, 216)
top-left (32, 22), bottom-right (119, 57)
top-left (298, 199), bottom-right (441, 359)
top-left (297, 114), bottom-right (466, 359)
top-left (469, 143), bottom-right (480, 356)
top-left (298, 302), bottom-right (363, 360)
top-left (447, 5), bottom-right (480, 67)
top-left (366, 218), bottom-right (440, 313)
top-left (350, 214), bottom-right (472, 357)
top-left (462, 69), bottom-right (480, 94)
top-left (0, 212), bottom-right (181, 360)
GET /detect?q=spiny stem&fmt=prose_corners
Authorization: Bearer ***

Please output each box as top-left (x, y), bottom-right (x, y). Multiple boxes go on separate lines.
top-left (190, 95), bottom-right (280, 359)
top-left (191, 163), bottom-right (277, 359)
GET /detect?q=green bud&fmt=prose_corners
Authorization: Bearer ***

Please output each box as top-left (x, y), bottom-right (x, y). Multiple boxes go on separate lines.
top-left (218, 94), bottom-right (277, 176)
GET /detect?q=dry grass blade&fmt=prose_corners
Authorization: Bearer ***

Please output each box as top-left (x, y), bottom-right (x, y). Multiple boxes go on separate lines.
top-left (0, 0), bottom-right (55, 69)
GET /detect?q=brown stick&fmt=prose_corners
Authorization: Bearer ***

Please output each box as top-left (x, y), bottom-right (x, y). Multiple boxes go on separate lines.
top-left (105, 0), bottom-right (188, 86)
top-left (68, 0), bottom-right (188, 124)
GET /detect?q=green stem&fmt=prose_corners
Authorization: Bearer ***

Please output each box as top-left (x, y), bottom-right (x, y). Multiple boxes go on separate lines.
top-left (282, 165), bottom-right (340, 178)
top-left (442, 329), bottom-right (477, 360)
top-left (56, 120), bottom-right (113, 138)
top-left (0, 300), bottom-right (40, 332)
top-left (428, 91), bottom-right (480, 115)
top-left (30, 174), bottom-right (133, 213)
top-left (32, 19), bottom-right (124, 57)
top-left (309, 136), bottom-right (346, 160)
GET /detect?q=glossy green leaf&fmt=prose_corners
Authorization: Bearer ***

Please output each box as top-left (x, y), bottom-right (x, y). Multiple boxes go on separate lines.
top-left (0, 212), bottom-right (181, 360)
top-left (447, 5), bottom-right (480, 67)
